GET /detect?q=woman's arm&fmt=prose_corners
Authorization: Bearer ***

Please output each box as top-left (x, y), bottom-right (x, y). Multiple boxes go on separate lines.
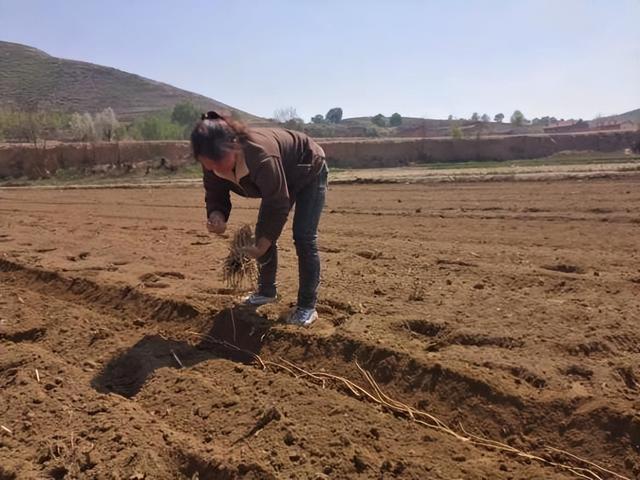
top-left (251, 156), bottom-right (290, 244)
top-left (203, 167), bottom-right (232, 221)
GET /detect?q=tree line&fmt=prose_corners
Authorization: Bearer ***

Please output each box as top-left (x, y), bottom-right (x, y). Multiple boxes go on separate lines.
top-left (1, 102), bottom-right (583, 145)
top-left (0, 102), bottom-right (205, 144)
top-left (273, 107), bottom-right (344, 128)
top-left (457, 111), bottom-right (574, 127)
top-left (276, 106), bottom-right (568, 129)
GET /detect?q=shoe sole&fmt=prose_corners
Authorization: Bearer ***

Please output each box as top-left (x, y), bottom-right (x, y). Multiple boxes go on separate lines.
top-left (287, 313), bottom-right (318, 327)
top-left (242, 297), bottom-right (277, 307)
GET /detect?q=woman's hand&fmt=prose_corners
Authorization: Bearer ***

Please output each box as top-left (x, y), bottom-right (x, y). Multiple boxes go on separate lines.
top-left (207, 211), bottom-right (227, 234)
top-left (242, 237), bottom-right (272, 259)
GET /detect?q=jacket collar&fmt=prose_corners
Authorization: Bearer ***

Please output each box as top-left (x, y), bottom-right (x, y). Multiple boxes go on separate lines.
top-left (215, 152), bottom-right (249, 186)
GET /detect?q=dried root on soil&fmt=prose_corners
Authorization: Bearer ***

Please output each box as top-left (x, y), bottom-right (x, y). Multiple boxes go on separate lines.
top-left (222, 225), bottom-right (256, 290)
top-left (188, 329), bottom-right (629, 480)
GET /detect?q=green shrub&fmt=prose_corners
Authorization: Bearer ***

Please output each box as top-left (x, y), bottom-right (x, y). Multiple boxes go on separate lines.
top-left (365, 126), bottom-right (380, 137)
top-left (129, 112), bottom-right (185, 140)
top-left (371, 113), bottom-right (387, 127)
top-left (171, 102), bottom-right (200, 127)
top-left (389, 113), bottom-right (402, 126)
top-left (326, 107), bottom-right (343, 124)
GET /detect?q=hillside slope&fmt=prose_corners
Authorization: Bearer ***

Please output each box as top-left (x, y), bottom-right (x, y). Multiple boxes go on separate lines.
top-left (594, 108), bottom-right (640, 124)
top-left (0, 41), bottom-right (259, 121)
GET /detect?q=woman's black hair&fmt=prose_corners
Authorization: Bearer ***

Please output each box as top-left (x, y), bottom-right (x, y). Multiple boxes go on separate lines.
top-left (191, 111), bottom-right (247, 160)
top-left (201, 110), bottom-right (223, 121)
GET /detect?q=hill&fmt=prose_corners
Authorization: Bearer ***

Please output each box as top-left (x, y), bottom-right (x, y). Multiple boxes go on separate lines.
top-left (593, 108), bottom-right (640, 125)
top-left (0, 41), bottom-right (259, 121)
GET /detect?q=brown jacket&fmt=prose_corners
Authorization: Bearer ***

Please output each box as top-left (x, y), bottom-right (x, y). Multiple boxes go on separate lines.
top-left (203, 127), bottom-right (326, 242)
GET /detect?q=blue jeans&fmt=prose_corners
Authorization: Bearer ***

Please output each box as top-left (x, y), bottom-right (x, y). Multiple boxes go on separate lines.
top-left (257, 163), bottom-right (328, 309)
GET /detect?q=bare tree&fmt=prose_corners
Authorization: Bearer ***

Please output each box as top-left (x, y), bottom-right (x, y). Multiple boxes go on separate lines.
top-left (19, 110), bottom-right (64, 150)
top-left (273, 107), bottom-right (299, 123)
top-left (510, 110), bottom-right (526, 126)
top-left (94, 107), bottom-right (119, 141)
top-left (70, 112), bottom-right (97, 141)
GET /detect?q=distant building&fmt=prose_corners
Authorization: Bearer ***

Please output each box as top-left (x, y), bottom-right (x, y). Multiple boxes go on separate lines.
top-left (592, 121), bottom-right (622, 131)
top-left (589, 120), bottom-right (638, 132)
top-left (543, 120), bottom-right (590, 133)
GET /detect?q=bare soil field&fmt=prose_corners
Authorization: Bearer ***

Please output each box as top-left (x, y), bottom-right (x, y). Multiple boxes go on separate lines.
top-left (331, 160), bottom-right (640, 184)
top-left (1, 177), bottom-right (639, 479)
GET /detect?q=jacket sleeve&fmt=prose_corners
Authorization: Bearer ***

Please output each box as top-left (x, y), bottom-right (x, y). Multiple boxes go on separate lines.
top-left (252, 156), bottom-right (290, 243)
top-left (202, 167), bottom-right (232, 221)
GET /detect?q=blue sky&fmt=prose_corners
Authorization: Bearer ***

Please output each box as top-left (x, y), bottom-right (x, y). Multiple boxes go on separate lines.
top-left (1, 0), bottom-right (638, 121)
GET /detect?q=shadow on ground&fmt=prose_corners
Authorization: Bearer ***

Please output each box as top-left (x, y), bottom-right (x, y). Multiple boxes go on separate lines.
top-left (92, 306), bottom-right (272, 397)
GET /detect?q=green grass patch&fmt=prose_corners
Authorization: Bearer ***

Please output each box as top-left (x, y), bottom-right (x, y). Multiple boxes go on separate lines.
top-left (411, 154), bottom-right (640, 171)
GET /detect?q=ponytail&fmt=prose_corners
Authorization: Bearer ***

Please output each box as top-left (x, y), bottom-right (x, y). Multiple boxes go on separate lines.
top-left (191, 111), bottom-right (248, 160)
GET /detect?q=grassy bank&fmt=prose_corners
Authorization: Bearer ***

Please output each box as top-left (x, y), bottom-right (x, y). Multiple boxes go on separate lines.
top-left (1, 152), bottom-right (638, 187)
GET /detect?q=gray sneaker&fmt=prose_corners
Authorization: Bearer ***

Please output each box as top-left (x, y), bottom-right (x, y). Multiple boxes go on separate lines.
top-left (242, 292), bottom-right (277, 306)
top-left (287, 307), bottom-right (318, 327)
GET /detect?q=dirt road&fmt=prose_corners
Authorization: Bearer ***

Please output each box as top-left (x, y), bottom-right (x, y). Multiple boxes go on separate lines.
top-left (1, 178), bottom-right (638, 479)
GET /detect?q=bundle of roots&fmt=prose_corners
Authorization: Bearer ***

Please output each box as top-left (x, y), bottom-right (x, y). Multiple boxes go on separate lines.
top-left (222, 224), bottom-right (257, 289)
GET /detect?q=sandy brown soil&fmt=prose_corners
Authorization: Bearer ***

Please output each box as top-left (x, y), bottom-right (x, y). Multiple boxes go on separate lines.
top-left (0, 178), bottom-right (639, 479)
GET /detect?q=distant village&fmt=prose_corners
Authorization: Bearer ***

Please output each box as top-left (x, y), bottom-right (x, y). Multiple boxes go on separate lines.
top-left (543, 118), bottom-right (637, 133)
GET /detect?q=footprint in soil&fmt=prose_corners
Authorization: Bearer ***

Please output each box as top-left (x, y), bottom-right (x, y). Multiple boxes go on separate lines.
top-left (615, 365), bottom-right (639, 390)
top-left (319, 245), bottom-right (341, 253)
top-left (356, 250), bottom-right (382, 260)
top-left (447, 331), bottom-right (524, 349)
top-left (403, 319), bottom-right (449, 337)
top-left (0, 327), bottom-right (47, 343)
top-left (93, 308), bottom-right (270, 397)
top-left (436, 259), bottom-right (477, 268)
top-left (541, 264), bottom-right (586, 274)
top-left (155, 271), bottom-right (186, 279)
top-left (483, 361), bottom-right (547, 389)
top-left (566, 340), bottom-right (613, 357)
top-left (66, 252), bottom-right (90, 262)
top-left (314, 304), bottom-right (348, 327)
top-left (179, 451), bottom-right (275, 480)
top-left (508, 365), bottom-right (546, 388)
top-left (606, 333), bottom-right (640, 354)
top-left (320, 298), bottom-right (363, 315)
top-left (401, 321), bottom-right (524, 351)
top-left (561, 364), bottom-right (594, 379)
top-left (138, 271), bottom-right (186, 288)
